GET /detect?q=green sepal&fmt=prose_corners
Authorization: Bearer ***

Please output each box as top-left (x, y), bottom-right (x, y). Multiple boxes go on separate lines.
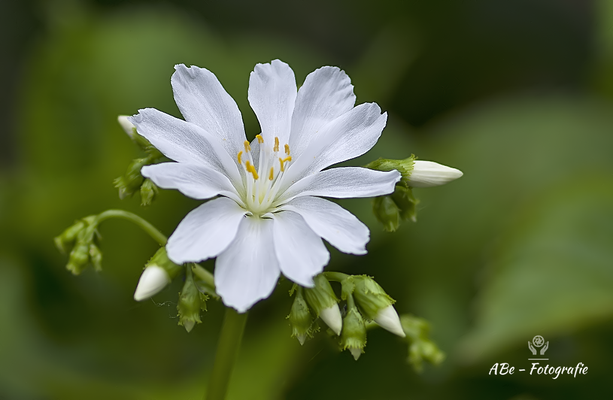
top-left (401, 315), bottom-right (445, 372)
top-left (351, 275), bottom-right (395, 321)
top-left (59, 215), bottom-right (102, 275)
top-left (340, 306), bottom-right (367, 360)
top-left (303, 274), bottom-right (339, 317)
top-left (140, 178), bottom-right (158, 206)
top-left (364, 155), bottom-right (416, 184)
top-left (177, 267), bottom-right (204, 333)
top-left (146, 247), bottom-right (182, 279)
top-left (373, 195), bottom-right (401, 232)
top-left (287, 287), bottom-right (317, 344)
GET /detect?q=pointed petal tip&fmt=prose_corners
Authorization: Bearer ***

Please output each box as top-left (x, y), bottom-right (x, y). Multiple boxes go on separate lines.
top-left (349, 347), bottom-right (362, 361)
top-left (320, 304), bottom-right (342, 336)
top-left (182, 319), bottom-right (196, 333)
top-left (133, 265), bottom-right (171, 301)
top-left (374, 305), bottom-right (406, 338)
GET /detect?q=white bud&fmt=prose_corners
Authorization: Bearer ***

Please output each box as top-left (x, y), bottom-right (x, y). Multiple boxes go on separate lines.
top-left (408, 160), bottom-right (463, 188)
top-left (133, 265), bottom-right (171, 301)
top-left (319, 304), bottom-right (343, 336)
top-left (117, 115), bottom-right (136, 137)
top-left (374, 305), bottom-right (406, 337)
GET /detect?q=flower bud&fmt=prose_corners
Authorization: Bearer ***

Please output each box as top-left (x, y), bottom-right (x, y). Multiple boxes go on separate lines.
top-left (114, 158), bottom-right (148, 199)
top-left (372, 195), bottom-right (400, 232)
top-left (319, 304), bottom-right (343, 336)
top-left (133, 247), bottom-right (182, 301)
top-left (177, 268), bottom-right (206, 332)
top-left (365, 156), bottom-right (462, 188)
top-left (408, 160), bottom-right (463, 188)
top-left (118, 115), bottom-right (161, 156)
top-left (89, 243), bottom-right (103, 272)
top-left (66, 241), bottom-right (90, 275)
top-left (401, 315), bottom-right (445, 372)
top-left (287, 288), bottom-right (316, 345)
top-left (134, 266), bottom-right (170, 301)
top-left (54, 220), bottom-right (86, 253)
top-left (303, 274), bottom-right (342, 335)
top-left (118, 115), bottom-right (138, 140)
top-left (139, 178), bottom-right (158, 206)
top-left (373, 305), bottom-right (405, 338)
top-left (351, 276), bottom-right (404, 336)
top-left (340, 307), bottom-right (367, 360)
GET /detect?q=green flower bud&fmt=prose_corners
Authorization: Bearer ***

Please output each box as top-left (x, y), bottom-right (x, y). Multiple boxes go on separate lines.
top-left (391, 185), bottom-right (419, 223)
top-left (351, 276), bottom-right (395, 318)
top-left (114, 158), bottom-right (148, 200)
top-left (401, 315), bottom-right (445, 372)
top-left (139, 178), bottom-right (158, 207)
top-left (365, 155), bottom-right (416, 183)
top-left (365, 155), bottom-right (462, 188)
top-left (89, 243), bottom-right (103, 272)
top-left (303, 274), bottom-right (342, 335)
top-left (118, 115), bottom-right (162, 158)
top-left (177, 268), bottom-right (205, 333)
top-left (54, 220), bottom-right (86, 253)
top-left (340, 307), bottom-right (367, 360)
top-left (66, 241), bottom-right (90, 275)
top-left (372, 195), bottom-right (400, 232)
top-left (287, 288), bottom-right (316, 345)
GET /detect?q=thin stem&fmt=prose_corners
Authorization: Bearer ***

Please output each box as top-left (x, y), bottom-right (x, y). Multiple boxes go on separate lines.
top-left (206, 308), bottom-right (248, 400)
top-left (323, 271), bottom-right (349, 282)
top-left (96, 209), bottom-right (217, 294)
top-left (96, 209), bottom-right (167, 245)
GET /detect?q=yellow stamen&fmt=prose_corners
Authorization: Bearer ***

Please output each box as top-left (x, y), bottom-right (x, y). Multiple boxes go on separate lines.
top-left (237, 151), bottom-right (243, 165)
top-left (269, 167), bottom-right (274, 181)
top-left (284, 144), bottom-right (290, 155)
top-left (274, 137), bottom-right (279, 152)
top-left (244, 140), bottom-right (251, 152)
top-left (256, 134), bottom-right (264, 144)
top-left (279, 156), bottom-right (292, 172)
top-left (245, 161), bottom-right (259, 180)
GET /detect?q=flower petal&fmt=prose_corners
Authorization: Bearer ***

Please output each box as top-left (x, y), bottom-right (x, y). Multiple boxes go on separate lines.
top-left (270, 210), bottom-right (329, 287)
top-left (215, 217), bottom-right (280, 312)
top-left (289, 66), bottom-right (356, 159)
top-left (280, 196), bottom-right (369, 255)
top-left (282, 103), bottom-right (387, 187)
top-left (248, 60), bottom-right (296, 146)
top-left (171, 64), bottom-right (247, 156)
top-left (279, 167), bottom-right (400, 203)
top-left (166, 197), bottom-right (247, 264)
top-left (129, 108), bottom-right (242, 185)
top-left (141, 162), bottom-right (242, 204)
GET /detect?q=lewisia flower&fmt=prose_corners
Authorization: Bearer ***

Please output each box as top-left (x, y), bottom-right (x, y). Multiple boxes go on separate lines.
top-left (129, 60), bottom-right (400, 312)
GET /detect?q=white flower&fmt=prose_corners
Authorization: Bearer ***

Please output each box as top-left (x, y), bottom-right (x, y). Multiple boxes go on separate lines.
top-left (408, 160), bottom-right (463, 188)
top-left (129, 60), bottom-right (400, 312)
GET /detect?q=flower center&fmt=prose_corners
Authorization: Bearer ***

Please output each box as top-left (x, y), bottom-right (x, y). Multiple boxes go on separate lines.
top-left (237, 134), bottom-right (292, 215)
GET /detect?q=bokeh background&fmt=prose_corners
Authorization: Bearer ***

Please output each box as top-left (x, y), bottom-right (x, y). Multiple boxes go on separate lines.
top-left (1, 0), bottom-right (612, 399)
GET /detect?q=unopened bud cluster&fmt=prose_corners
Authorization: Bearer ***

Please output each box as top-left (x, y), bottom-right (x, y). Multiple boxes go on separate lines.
top-left (401, 315), bottom-right (445, 372)
top-left (55, 216), bottom-right (103, 275)
top-left (288, 273), bottom-right (406, 361)
top-left (366, 155), bottom-right (462, 230)
top-left (115, 116), bottom-right (163, 206)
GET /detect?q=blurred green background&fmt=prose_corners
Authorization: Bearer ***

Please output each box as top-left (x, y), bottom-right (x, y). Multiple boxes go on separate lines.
top-left (1, 0), bottom-right (612, 399)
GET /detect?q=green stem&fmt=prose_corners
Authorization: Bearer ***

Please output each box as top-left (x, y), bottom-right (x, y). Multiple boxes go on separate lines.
top-left (206, 308), bottom-right (248, 400)
top-left (96, 209), bottom-right (167, 245)
top-left (95, 209), bottom-right (217, 293)
top-left (323, 271), bottom-right (349, 282)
